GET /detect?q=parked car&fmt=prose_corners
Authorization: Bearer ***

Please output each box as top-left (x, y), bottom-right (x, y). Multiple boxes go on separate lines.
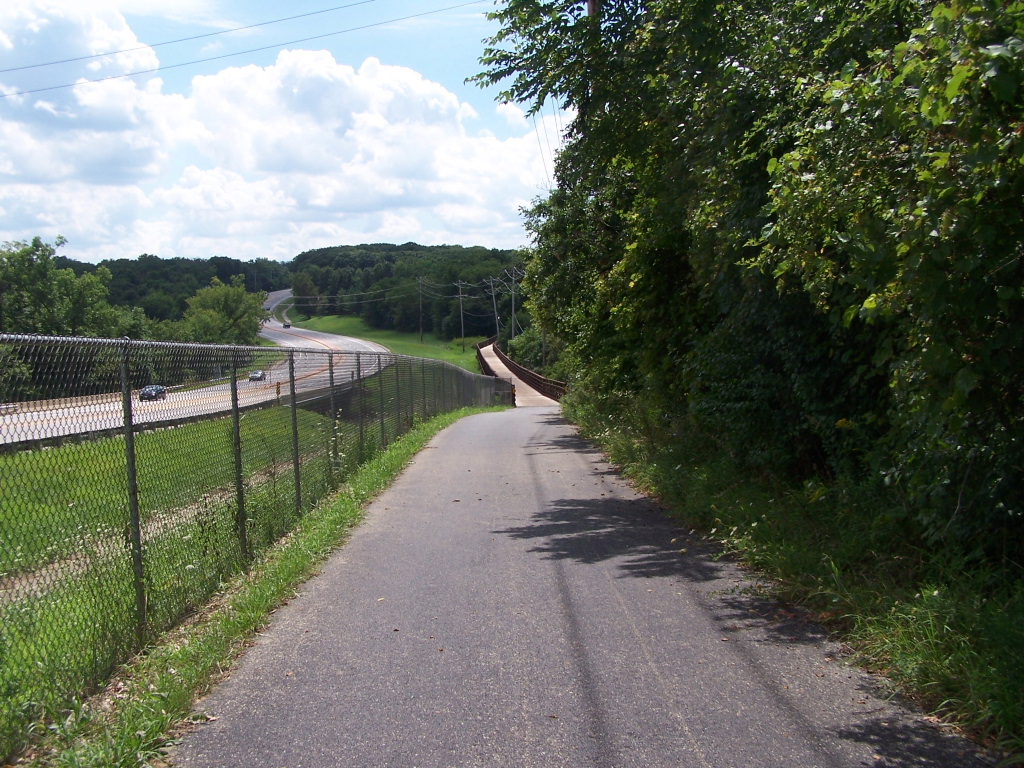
top-left (283, 321), bottom-right (291, 328)
top-left (139, 384), bottom-right (167, 401)
top-left (249, 370), bottom-right (266, 381)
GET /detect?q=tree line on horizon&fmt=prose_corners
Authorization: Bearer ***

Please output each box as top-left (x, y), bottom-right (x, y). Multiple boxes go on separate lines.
top-left (1, 238), bottom-right (280, 347)
top-left (287, 243), bottom-right (528, 342)
top-left (1, 238), bottom-right (533, 348)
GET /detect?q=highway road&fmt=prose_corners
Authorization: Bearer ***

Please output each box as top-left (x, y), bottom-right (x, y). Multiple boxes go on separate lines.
top-left (260, 289), bottom-right (389, 356)
top-left (0, 290), bottom-right (389, 447)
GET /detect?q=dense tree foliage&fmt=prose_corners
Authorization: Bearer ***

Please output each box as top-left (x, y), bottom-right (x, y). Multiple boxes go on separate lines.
top-left (1, 240), bottom-right (272, 398)
top-left (57, 253), bottom-right (290, 321)
top-left (477, 0), bottom-right (1024, 559)
top-left (290, 243), bottom-right (526, 341)
top-left (6, 241), bottom-right (524, 347)
top-left (1, 238), bottom-right (146, 337)
top-left (3, 239), bottom-right (277, 348)
top-left (182, 275), bottom-right (270, 346)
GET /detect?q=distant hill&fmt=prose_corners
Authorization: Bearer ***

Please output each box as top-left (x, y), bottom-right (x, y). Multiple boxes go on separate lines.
top-left (56, 254), bottom-right (292, 321)
top-left (289, 243), bottom-right (525, 340)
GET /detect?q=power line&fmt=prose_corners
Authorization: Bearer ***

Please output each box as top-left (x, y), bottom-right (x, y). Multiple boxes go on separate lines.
top-left (533, 112), bottom-right (551, 189)
top-left (1, 0), bottom-right (490, 100)
top-left (0, 0), bottom-right (382, 75)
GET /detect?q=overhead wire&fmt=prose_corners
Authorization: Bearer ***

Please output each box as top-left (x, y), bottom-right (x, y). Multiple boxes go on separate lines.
top-left (532, 112), bottom-right (552, 190)
top-left (550, 96), bottom-right (564, 137)
top-left (0, 0), bottom-right (382, 75)
top-left (1, 0), bottom-right (491, 99)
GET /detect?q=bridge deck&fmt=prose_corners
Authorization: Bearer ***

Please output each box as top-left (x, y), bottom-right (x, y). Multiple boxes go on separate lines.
top-left (478, 344), bottom-right (559, 407)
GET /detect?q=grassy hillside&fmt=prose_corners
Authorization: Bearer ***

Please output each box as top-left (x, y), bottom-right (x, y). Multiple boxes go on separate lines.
top-left (285, 311), bottom-right (487, 372)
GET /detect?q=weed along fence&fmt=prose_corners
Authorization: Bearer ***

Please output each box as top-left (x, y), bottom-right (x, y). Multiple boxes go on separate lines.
top-left (0, 332), bottom-right (511, 762)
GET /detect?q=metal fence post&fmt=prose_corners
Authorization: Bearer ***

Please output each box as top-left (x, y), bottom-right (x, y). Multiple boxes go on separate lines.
top-left (405, 358), bottom-right (413, 427)
top-left (440, 365), bottom-right (446, 412)
top-left (329, 352), bottom-right (338, 474)
top-left (378, 356), bottom-right (387, 447)
top-left (394, 357), bottom-right (402, 434)
top-left (289, 350), bottom-right (302, 516)
top-left (431, 362), bottom-right (437, 417)
top-left (420, 361), bottom-right (427, 422)
top-left (356, 353), bottom-right (364, 462)
top-left (119, 337), bottom-right (147, 643)
top-left (230, 351), bottom-right (249, 566)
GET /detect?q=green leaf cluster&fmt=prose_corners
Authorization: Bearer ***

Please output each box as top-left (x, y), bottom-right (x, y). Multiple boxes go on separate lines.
top-left (1, 238), bottom-right (146, 338)
top-left (182, 274), bottom-right (270, 346)
top-left (479, 0), bottom-right (1024, 561)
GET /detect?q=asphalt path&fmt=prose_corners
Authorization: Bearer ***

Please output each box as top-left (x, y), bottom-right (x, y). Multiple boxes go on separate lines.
top-left (169, 406), bottom-right (994, 768)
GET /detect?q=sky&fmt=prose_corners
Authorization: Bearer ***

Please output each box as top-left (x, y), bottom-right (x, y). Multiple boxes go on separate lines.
top-left (0, 0), bottom-right (567, 264)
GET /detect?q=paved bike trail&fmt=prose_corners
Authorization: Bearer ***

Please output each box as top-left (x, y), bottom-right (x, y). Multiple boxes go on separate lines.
top-left (169, 406), bottom-right (993, 768)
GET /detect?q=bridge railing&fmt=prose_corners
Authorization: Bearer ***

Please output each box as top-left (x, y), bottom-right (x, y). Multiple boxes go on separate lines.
top-left (489, 342), bottom-right (568, 401)
top-left (476, 336), bottom-right (500, 377)
top-left (0, 332), bottom-right (511, 763)
top-left (475, 336), bottom-right (516, 405)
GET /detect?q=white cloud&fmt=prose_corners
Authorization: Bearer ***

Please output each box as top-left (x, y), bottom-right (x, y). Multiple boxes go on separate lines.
top-left (0, 3), bottom-right (562, 263)
top-left (0, 2), bottom-right (160, 103)
top-left (496, 101), bottom-right (530, 129)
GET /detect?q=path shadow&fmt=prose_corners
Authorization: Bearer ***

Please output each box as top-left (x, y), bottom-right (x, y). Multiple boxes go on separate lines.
top-left (834, 710), bottom-right (998, 767)
top-left (494, 494), bottom-right (725, 584)
top-left (710, 589), bottom-right (834, 646)
top-left (493, 492), bottom-right (863, 651)
top-left (524, 415), bottom-right (614, 462)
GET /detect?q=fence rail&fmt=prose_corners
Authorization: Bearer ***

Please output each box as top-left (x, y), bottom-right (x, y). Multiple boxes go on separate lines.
top-left (0, 333), bottom-right (511, 762)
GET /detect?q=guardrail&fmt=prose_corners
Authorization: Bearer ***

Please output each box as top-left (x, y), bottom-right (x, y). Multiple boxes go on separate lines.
top-left (0, 332), bottom-right (511, 763)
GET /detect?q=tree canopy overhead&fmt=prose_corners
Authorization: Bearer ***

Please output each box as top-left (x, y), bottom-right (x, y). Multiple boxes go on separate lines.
top-left (477, 0), bottom-right (1024, 556)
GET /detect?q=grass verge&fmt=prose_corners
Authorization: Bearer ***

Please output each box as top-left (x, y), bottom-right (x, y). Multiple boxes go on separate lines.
top-left (562, 393), bottom-right (1024, 762)
top-left (15, 406), bottom-right (502, 768)
top-left (1, 408), bottom-right (323, 573)
top-left (286, 313), bottom-right (486, 371)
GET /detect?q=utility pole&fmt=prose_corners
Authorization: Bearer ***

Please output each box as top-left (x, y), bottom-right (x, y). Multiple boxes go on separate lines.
top-left (507, 268), bottom-right (523, 340)
top-left (418, 276), bottom-right (424, 343)
top-left (457, 280), bottom-right (466, 352)
top-left (487, 277), bottom-right (500, 338)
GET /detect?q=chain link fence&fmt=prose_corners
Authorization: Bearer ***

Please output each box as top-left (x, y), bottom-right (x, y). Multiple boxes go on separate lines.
top-left (0, 333), bottom-right (512, 761)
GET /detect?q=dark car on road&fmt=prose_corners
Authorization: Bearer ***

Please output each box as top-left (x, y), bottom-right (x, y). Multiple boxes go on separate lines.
top-left (139, 384), bottom-right (167, 401)
top-left (249, 370), bottom-right (266, 381)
